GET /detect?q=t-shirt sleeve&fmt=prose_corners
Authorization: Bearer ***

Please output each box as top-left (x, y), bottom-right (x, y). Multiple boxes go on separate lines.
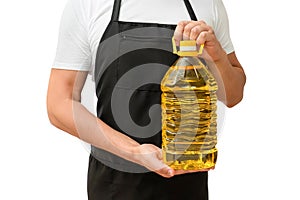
top-left (213, 0), bottom-right (235, 54)
top-left (52, 0), bottom-right (91, 71)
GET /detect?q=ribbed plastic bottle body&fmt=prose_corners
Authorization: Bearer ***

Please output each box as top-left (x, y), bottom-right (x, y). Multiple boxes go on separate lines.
top-left (161, 56), bottom-right (218, 170)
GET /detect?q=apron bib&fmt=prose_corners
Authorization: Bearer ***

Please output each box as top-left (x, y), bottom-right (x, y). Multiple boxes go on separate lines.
top-left (88, 0), bottom-right (208, 199)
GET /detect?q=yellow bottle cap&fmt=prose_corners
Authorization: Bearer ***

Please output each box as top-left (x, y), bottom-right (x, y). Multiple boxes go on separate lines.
top-left (172, 37), bottom-right (204, 56)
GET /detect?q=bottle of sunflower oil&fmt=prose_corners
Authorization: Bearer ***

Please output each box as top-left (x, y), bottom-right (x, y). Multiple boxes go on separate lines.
top-left (161, 37), bottom-right (218, 170)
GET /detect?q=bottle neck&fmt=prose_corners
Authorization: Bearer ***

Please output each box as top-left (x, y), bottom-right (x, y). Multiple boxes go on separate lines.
top-left (174, 56), bottom-right (202, 67)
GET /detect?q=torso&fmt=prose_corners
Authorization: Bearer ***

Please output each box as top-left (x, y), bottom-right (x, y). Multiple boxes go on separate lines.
top-left (78, 0), bottom-right (215, 72)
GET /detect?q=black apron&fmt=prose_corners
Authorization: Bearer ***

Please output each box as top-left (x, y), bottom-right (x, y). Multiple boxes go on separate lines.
top-left (88, 0), bottom-right (208, 199)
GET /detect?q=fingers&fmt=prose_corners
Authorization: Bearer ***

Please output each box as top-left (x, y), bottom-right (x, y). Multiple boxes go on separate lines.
top-left (156, 165), bottom-right (215, 178)
top-left (157, 166), bottom-right (215, 177)
top-left (152, 149), bottom-right (175, 178)
top-left (174, 20), bottom-right (215, 46)
top-left (174, 167), bottom-right (215, 176)
top-left (136, 144), bottom-right (175, 178)
top-left (196, 29), bottom-right (215, 46)
top-left (155, 166), bottom-right (175, 178)
top-left (182, 21), bottom-right (199, 40)
top-left (137, 144), bottom-right (214, 179)
top-left (174, 21), bottom-right (189, 45)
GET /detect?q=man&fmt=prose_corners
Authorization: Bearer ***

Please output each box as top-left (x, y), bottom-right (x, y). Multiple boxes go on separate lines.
top-left (47, 0), bottom-right (246, 199)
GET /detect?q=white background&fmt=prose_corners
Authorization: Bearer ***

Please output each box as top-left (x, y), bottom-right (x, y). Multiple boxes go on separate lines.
top-left (1, 0), bottom-right (299, 199)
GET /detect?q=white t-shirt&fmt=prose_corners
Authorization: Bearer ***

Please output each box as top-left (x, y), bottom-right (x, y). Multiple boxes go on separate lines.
top-left (52, 0), bottom-right (234, 73)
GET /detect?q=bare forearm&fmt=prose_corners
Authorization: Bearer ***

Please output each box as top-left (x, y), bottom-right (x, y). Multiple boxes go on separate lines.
top-left (208, 52), bottom-right (246, 107)
top-left (47, 99), bottom-right (140, 163)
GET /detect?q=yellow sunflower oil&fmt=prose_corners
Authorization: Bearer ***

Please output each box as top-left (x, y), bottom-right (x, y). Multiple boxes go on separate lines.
top-left (161, 38), bottom-right (218, 170)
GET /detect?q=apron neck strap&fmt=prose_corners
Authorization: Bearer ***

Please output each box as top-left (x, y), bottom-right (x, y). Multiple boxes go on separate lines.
top-left (183, 0), bottom-right (198, 21)
top-left (111, 0), bottom-right (198, 22)
top-left (111, 0), bottom-right (122, 21)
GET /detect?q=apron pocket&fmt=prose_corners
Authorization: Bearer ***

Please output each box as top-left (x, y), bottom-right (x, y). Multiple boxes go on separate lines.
top-left (116, 29), bottom-right (177, 91)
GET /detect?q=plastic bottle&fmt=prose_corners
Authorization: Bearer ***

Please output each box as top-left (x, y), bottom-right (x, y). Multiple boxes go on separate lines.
top-left (161, 38), bottom-right (218, 170)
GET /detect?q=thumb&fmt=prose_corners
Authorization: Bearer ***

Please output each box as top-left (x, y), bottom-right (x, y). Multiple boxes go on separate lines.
top-left (156, 166), bottom-right (175, 178)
